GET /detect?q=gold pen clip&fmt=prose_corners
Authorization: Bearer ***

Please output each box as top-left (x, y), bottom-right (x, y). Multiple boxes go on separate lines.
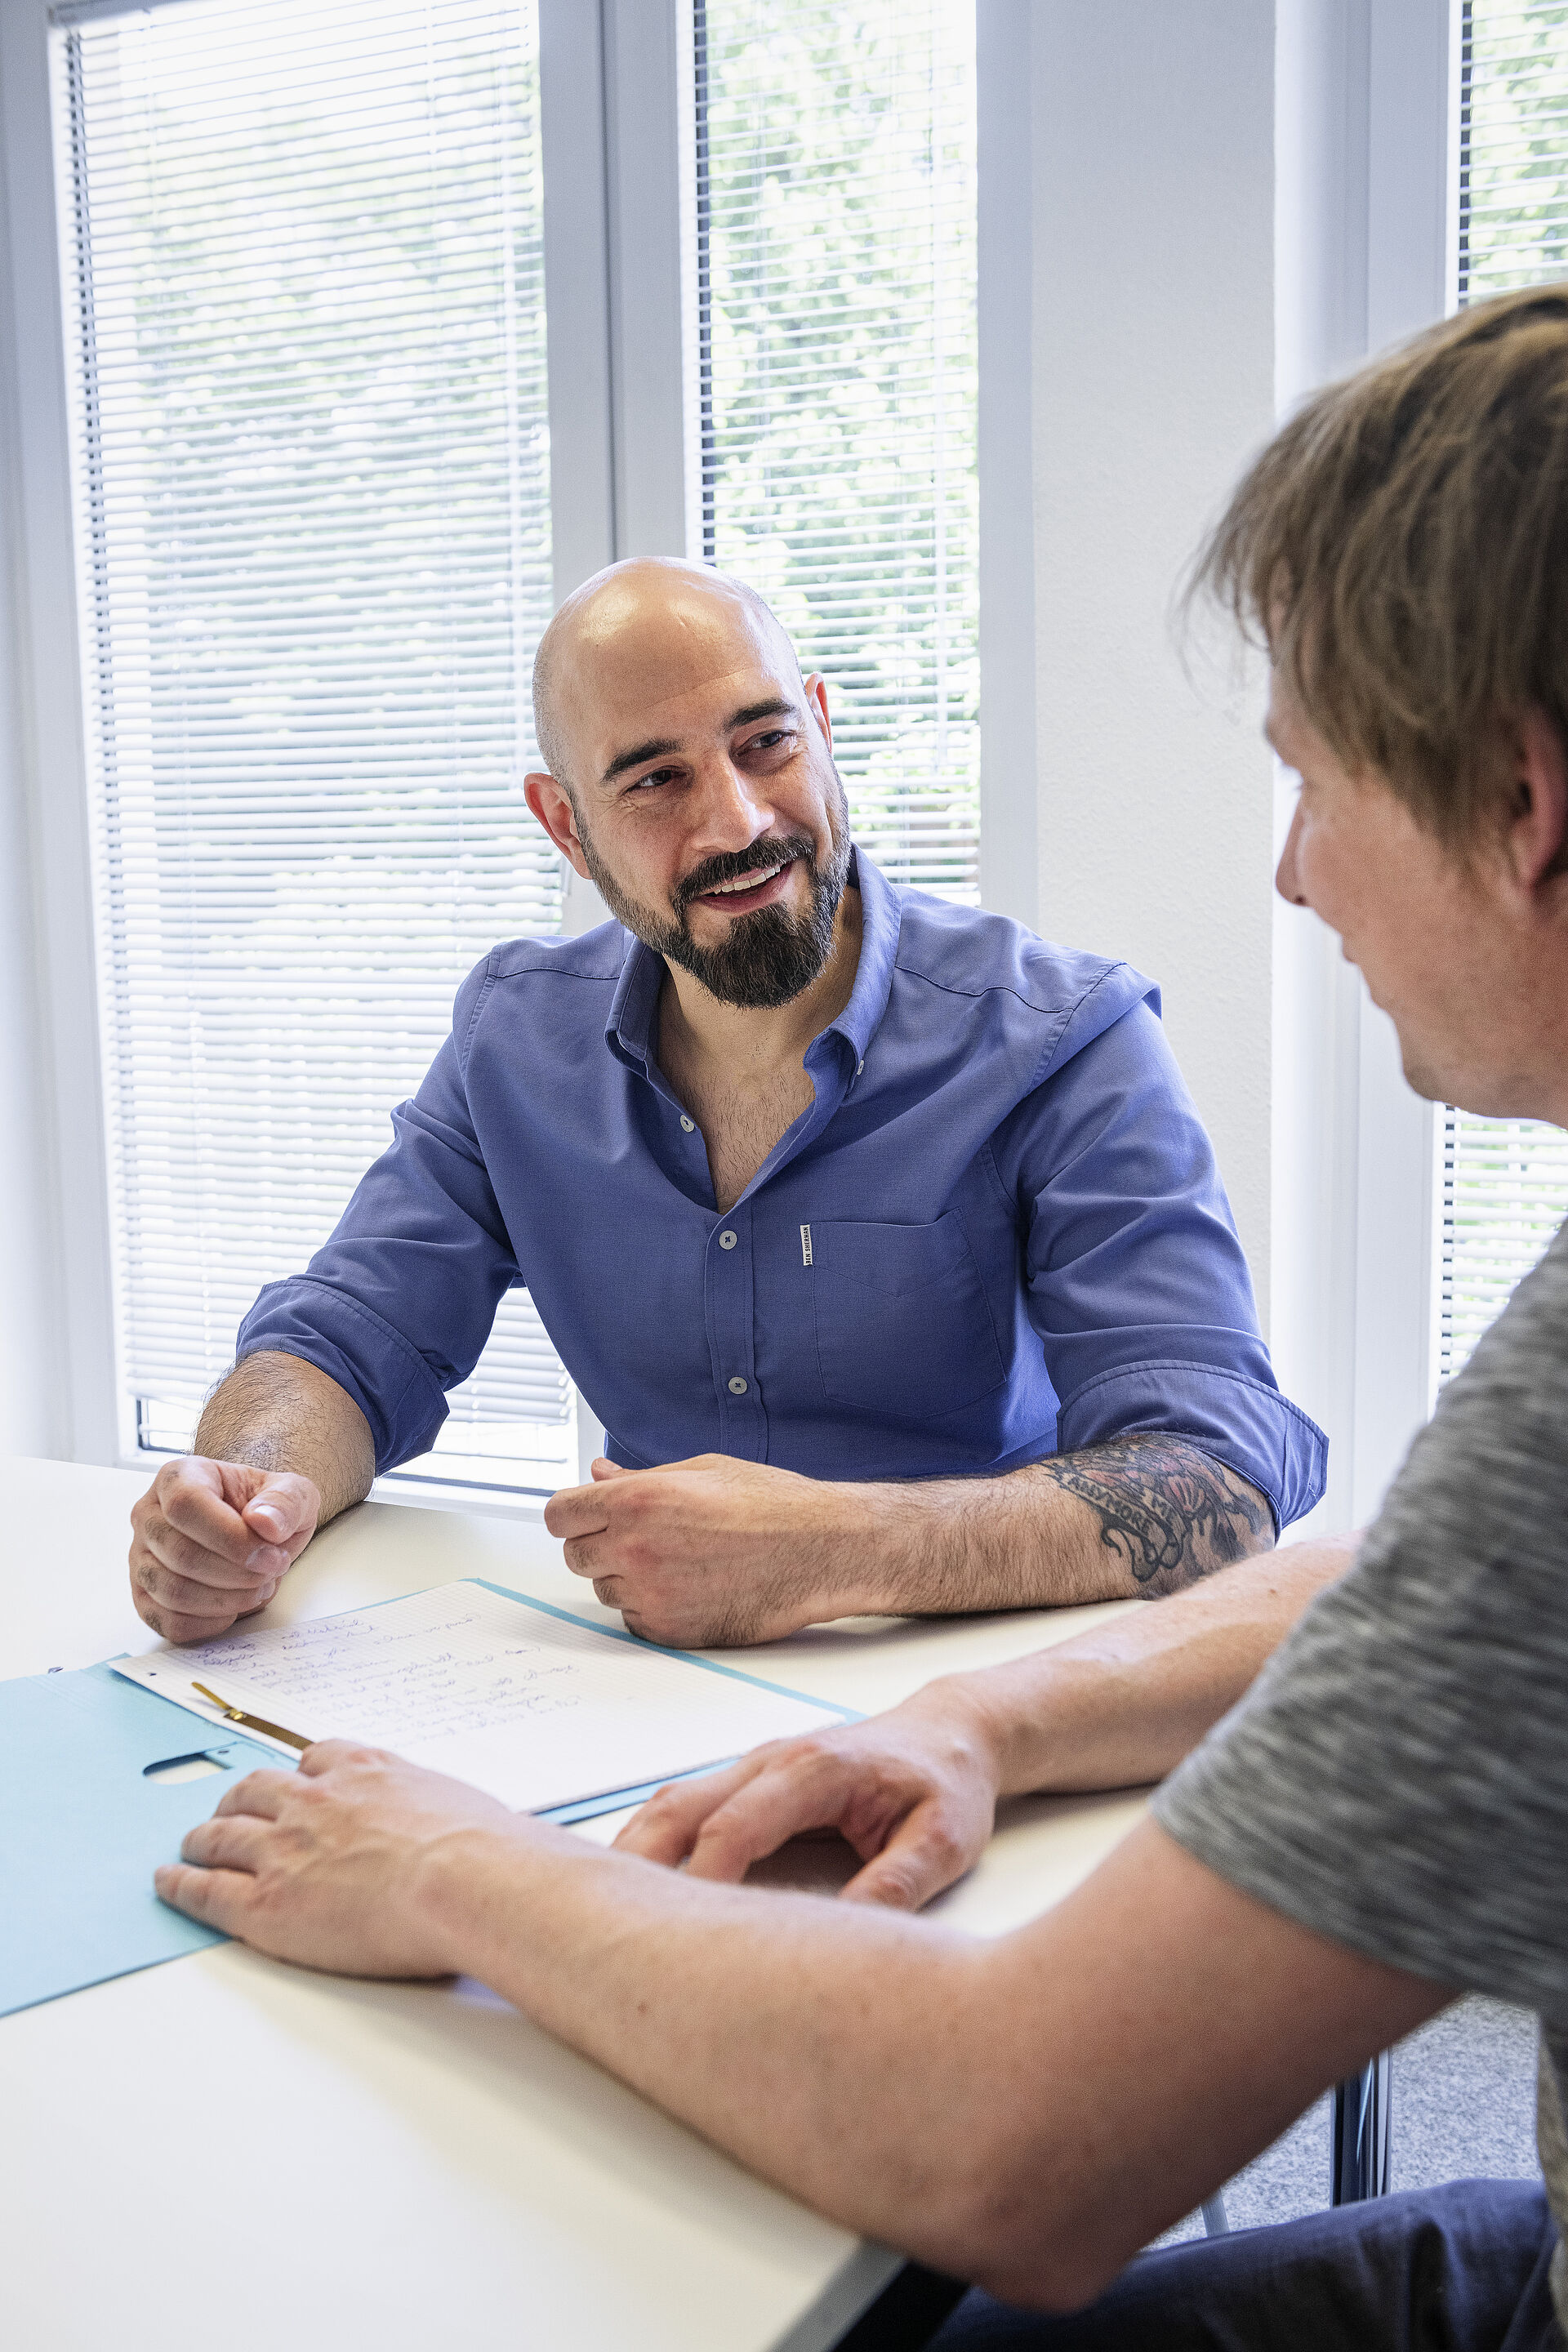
top-left (191, 1682), bottom-right (313, 1754)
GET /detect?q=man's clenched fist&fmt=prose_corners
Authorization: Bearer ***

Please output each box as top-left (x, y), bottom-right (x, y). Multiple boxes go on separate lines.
top-left (545, 1452), bottom-right (868, 1646)
top-left (129, 1457), bottom-right (322, 1643)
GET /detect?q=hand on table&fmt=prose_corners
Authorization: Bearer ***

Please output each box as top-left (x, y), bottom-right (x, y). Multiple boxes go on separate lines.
top-left (129, 1456), bottom-right (322, 1643)
top-left (545, 1453), bottom-right (866, 1646)
top-left (615, 1679), bottom-right (1003, 1909)
top-left (154, 1741), bottom-right (521, 1977)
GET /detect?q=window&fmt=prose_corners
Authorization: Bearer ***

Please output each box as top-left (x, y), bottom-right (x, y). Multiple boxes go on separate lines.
top-left (43, 0), bottom-right (986, 1494)
top-left (1440, 1117), bottom-right (1568, 1376)
top-left (694, 0), bottom-right (979, 901)
top-left (56, 0), bottom-right (573, 1492)
top-left (1459, 0), bottom-right (1568, 294)
top-left (1439, 0), bottom-right (1568, 1378)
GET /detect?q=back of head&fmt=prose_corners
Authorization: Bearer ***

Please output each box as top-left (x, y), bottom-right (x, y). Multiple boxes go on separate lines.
top-left (1193, 284), bottom-right (1568, 844)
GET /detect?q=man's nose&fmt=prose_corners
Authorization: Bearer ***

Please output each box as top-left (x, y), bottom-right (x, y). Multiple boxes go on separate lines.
top-left (1275, 796), bottom-right (1308, 906)
top-left (685, 753), bottom-right (774, 858)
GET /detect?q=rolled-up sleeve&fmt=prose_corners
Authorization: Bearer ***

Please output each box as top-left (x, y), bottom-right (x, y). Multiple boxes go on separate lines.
top-left (235, 958), bottom-right (519, 1471)
top-left (1003, 989), bottom-right (1326, 1528)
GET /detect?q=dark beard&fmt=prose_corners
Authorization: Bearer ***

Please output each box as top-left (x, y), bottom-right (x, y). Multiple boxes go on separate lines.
top-left (578, 821), bottom-right (853, 1010)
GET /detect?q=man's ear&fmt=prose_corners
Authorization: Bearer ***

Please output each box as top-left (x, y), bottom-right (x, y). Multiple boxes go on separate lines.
top-left (524, 772), bottom-right (592, 880)
top-left (1507, 710), bottom-right (1568, 893)
top-left (804, 673), bottom-right (832, 752)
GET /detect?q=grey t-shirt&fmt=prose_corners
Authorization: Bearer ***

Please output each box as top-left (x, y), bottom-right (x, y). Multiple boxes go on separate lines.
top-left (1155, 1214), bottom-right (1568, 2317)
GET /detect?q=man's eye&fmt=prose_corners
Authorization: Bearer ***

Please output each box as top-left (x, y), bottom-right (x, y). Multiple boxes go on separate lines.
top-left (744, 730), bottom-right (793, 755)
top-left (628, 767), bottom-right (679, 792)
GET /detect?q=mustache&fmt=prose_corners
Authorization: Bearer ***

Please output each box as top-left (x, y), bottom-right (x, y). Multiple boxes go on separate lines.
top-left (675, 835), bottom-right (815, 911)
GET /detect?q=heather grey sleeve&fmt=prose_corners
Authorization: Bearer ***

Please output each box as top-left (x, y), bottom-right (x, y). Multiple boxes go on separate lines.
top-left (1152, 1219), bottom-right (1568, 2026)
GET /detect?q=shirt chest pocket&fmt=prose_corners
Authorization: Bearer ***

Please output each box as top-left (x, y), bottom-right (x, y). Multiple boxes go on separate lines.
top-left (810, 1214), bottom-right (1007, 1424)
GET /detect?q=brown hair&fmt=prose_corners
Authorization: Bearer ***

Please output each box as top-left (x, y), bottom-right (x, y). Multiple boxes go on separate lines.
top-left (1191, 283), bottom-right (1568, 843)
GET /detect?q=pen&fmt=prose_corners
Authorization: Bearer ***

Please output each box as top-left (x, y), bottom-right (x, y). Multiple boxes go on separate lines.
top-left (191, 1682), bottom-right (313, 1753)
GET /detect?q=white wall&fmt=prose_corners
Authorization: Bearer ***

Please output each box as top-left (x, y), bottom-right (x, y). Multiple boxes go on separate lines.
top-left (1271, 0), bottom-right (1452, 1531)
top-left (1014, 0), bottom-right (1453, 1538)
top-left (1027, 1), bottom-right (1281, 1303)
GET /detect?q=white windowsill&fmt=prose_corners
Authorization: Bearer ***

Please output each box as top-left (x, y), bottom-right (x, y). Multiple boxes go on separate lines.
top-left (117, 1450), bottom-right (553, 1524)
top-left (370, 1473), bottom-right (552, 1523)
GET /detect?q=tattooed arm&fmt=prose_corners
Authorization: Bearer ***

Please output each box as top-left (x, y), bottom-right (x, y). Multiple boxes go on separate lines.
top-left (853, 1433), bottom-right (1276, 1616)
top-left (550, 1433), bottom-right (1276, 1648)
top-left (1021, 1436), bottom-right (1275, 1598)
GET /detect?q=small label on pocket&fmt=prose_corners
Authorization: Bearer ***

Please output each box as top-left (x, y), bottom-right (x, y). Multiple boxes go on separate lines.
top-left (800, 1223), bottom-right (813, 1266)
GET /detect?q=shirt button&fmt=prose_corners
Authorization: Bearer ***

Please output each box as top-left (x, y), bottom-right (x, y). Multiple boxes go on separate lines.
top-left (727, 1375), bottom-right (748, 1396)
top-left (719, 1229), bottom-right (737, 1250)
top-left (679, 1115), bottom-right (694, 1132)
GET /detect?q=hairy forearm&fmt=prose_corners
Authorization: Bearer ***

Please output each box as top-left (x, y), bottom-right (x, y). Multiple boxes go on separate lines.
top-left (951, 1533), bottom-right (1358, 1797)
top-left (425, 1823), bottom-right (1027, 2287)
top-left (831, 1436), bottom-right (1277, 1615)
top-left (418, 1797), bottom-right (1425, 2307)
top-left (194, 1351), bottom-right (375, 1525)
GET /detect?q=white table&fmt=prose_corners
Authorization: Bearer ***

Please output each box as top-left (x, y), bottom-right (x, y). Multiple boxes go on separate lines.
top-left (0, 1457), bottom-right (1148, 2352)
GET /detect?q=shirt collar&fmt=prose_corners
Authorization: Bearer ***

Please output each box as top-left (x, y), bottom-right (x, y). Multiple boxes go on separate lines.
top-left (812, 845), bottom-right (899, 1072)
top-left (604, 926), bottom-right (662, 1075)
top-left (603, 843), bottom-right (902, 1077)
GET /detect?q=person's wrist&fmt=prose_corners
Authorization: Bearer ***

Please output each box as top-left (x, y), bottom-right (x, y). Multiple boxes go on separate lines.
top-left (411, 1815), bottom-right (592, 1984)
top-left (410, 1821), bottom-right (536, 1976)
top-left (905, 1673), bottom-right (1009, 1793)
top-left (801, 1478), bottom-right (923, 1619)
top-left (942, 1662), bottom-right (1066, 1799)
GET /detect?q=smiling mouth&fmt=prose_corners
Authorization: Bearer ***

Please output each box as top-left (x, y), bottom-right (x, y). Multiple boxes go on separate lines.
top-left (688, 854), bottom-right (799, 913)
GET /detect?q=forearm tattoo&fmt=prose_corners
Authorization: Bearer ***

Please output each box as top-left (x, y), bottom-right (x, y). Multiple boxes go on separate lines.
top-left (1040, 1435), bottom-right (1273, 1597)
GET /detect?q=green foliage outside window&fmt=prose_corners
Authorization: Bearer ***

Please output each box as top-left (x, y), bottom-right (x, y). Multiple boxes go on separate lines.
top-left (700, 1), bottom-right (979, 901)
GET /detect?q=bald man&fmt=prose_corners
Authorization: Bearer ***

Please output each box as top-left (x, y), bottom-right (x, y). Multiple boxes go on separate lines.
top-left (127, 560), bottom-right (1323, 1650)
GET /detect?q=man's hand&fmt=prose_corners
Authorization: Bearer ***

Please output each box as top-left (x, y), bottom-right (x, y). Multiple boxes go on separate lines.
top-left (545, 1454), bottom-right (863, 1646)
top-left (615, 1679), bottom-right (1004, 1908)
top-left (129, 1456), bottom-right (322, 1644)
top-left (545, 1438), bottom-right (1278, 1642)
top-left (154, 1741), bottom-right (525, 1978)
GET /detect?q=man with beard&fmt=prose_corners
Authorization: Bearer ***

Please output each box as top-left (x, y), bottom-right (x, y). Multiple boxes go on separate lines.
top-left (126, 559), bottom-right (1321, 1650)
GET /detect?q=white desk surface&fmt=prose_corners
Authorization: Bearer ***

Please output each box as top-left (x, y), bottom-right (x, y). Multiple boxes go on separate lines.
top-left (0, 1456), bottom-right (1148, 2352)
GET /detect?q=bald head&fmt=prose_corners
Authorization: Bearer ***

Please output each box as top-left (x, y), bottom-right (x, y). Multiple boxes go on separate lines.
top-left (520, 557), bottom-right (852, 1009)
top-left (531, 559), bottom-right (805, 795)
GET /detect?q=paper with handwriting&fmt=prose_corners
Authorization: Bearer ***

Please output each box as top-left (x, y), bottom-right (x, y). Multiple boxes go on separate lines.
top-left (111, 1581), bottom-right (848, 1814)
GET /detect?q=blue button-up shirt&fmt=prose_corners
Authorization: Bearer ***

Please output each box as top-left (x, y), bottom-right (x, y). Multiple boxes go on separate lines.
top-left (238, 850), bottom-right (1325, 1525)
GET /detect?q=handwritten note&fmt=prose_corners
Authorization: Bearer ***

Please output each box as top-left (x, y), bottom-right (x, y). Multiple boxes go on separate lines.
top-left (112, 1583), bottom-right (848, 1814)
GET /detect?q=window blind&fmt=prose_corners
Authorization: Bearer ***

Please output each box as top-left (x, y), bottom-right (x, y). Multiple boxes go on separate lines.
top-left (1440, 1118), bottom-right (1568, 1377)
top-left (694, 0), bottom-right (979, 902)
top-left (1460, 0), bottom-right (1568, 294)
top-left (54, 0), bottom-right (572, 1486)
top-left (1439, 1), bottom-right (1568, 1378)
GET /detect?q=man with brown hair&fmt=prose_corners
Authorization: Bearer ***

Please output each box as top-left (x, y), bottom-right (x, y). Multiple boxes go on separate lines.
top-left (156, 285), bottom-right (1568, 2349)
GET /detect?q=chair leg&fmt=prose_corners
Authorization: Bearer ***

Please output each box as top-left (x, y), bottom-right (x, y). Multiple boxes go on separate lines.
top-left (1330, 2051), bottom-right (1392, 2203)
top-left (1200, 2193), bottom-right (1230, 2236)
top-left (832, 2263), bottom-right (967, 2349)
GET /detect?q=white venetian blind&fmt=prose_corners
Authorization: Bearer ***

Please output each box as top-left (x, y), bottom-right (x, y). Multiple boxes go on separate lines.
top-left (1439, 1118), bottom-right (1568, 1377)
top-left (54, 0), bottom-right (572, 1486)
top-left (1461, 0), bottom-right (1568, 292)
top-left (1438, 1), bottom-right (1568, 1379)
top-left (694, 0), bottom-right (979, 902)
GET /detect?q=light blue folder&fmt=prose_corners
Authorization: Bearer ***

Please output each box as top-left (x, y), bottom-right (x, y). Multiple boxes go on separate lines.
top-left (1, 1583), bottom-right (857, 2020)
top-left (0, 1660), bottom-right (283, 2020)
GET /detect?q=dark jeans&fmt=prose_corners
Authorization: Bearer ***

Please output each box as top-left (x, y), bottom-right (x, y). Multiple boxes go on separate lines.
top-left (925, 2180), bottom-right (1562, 2352)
